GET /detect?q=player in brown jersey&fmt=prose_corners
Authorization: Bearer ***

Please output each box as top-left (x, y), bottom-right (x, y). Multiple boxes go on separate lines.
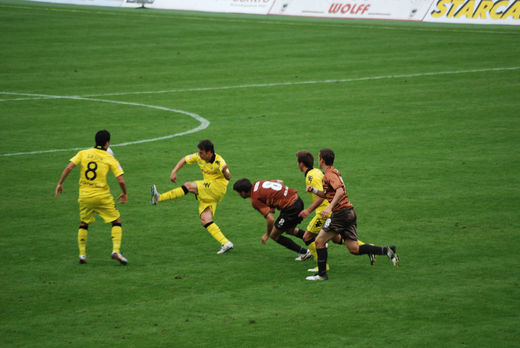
top-left (306, 149), bottom-right (399, 281)
top-left (233, 178), bottom-right (311, 260)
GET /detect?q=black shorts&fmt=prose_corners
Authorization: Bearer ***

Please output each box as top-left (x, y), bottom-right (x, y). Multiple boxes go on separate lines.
top-left (274, 196), bottom-right (304, 232)
top-left (323, 207), bottom-right (358, 241)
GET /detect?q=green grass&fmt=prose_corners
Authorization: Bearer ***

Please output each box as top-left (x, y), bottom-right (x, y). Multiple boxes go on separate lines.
top-left (1, 1), bottom-right (520, 346)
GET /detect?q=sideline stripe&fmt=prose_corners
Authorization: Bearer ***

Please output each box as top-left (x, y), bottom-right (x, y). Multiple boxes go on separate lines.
top-left (1, 66), bottom-right (519, 102)
top-left (0, 94), bottom-right (209, 157)
top-left (82, 66), bottom-right (520, 97)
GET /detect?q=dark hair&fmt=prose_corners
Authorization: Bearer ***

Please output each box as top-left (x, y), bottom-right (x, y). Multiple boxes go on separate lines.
top-left (95, 130), bottom-right (111, 147)
top-left (198, 139), bottom-right (214, 153)
top-left (233, 178), bottom-right (252, 193)
top-left (319, 149), bottom-right (335, 166)
top-left (296, 150), bottom-right (314, 169)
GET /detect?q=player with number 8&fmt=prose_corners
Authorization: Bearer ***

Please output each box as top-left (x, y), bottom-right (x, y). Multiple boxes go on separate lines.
top-left (55, 130), bottom-right (128, 265)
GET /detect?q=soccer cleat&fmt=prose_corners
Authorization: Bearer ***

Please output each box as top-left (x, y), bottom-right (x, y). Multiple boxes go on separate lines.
top-left (79, 255), bottom-right (87, 264)
top-left (368, 254), bottom-right (376, 265)
top-left (295, 249), bottom-right (312, 261)
top-left (386, 245), bottom-right (399, 267)
top-left (307, 264), bottom-right (330, 272)
top-left (111, 252), bottom-right (128, 265)
top-left (306, 274), bottom-right (328, 281)
top-left (151, 184), bottom-right (160, 205)
top-left (217, 242), bottom-right (234, 254)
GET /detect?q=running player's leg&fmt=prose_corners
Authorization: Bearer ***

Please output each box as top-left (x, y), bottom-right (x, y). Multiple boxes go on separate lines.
top-left (270, 227), bottom-right (308, 255)
top-left (111, 218), bottom-right (122, 254)
top-left (78, 200), bottom-right (96, 264)
top-left (96, 196), bottom-right (127, 265)
top-left (78, 222), bottom-right (88, 264)
top-left (200, 206), bottom-right (233, 254)
top-left (307, 229), bottom-right (336, 280)
top-left (287, 227), bottom-right (305, 239)
top-left (304, 214), bottom-right (323, 261)
top-left (110, 218), bottom-right (127, 265)
top-left (331, 232), bottom-right (375, 264)
top-left (156, 181), bottom-right (196, 203)
top-left (346, 240), bottom-right (398, 266)
top-left (197, 182), bottom-right (233, 254)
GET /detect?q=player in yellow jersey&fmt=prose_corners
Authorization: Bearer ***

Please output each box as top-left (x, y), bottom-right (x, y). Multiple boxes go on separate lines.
top-left (55, 130), bottom-right (128, 265)
top-left (295, 151), bottom-right (375, 272)
top-left (151, 140), bottom-right (234, 254)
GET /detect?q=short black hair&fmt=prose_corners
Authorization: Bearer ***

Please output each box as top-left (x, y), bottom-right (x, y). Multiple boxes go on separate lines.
top-left (296, 150), bottom-right (314, 169)
top-left (198, 139), bottom-right (214, 153)
top-left (95, 130), bottom-right (110, 147)
top-left (233, 178), bottom-right (252, 193)
top-left (319, 148), bottom-right (335, 166)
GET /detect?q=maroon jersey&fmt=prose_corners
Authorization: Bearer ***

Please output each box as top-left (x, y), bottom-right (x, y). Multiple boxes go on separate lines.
top-left (322, 166), bottom-right (353, 211)
top-left (250, 180), bottom-right (298, 217)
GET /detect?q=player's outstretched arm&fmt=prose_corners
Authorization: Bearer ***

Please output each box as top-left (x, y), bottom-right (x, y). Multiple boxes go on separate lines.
top-left (170, 157), bottom-right (187, 183)
top-left (116, 175), bottom-right (127, 203)
top-left (306, 185), bottom-right (325, 198)
top-left (299, 196), bottom-right (325, 218)
top-left (55, 162), bottom-right (76, 197)
top-left (321, 187), bottom-right (345, 217)
top-left (262, 213), bottom-right (275, 244)
top-left (221, 164), bottom-right (231, 180)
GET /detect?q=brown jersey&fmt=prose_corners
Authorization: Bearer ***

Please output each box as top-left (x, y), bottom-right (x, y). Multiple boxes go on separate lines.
top-left (322, 166), bottom-right (353, 211)
top-left (250, 180), bottom-right (298, 217)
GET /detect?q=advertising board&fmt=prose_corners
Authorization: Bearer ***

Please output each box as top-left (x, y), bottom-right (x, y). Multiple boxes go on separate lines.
top-left (121, 0), bottom-right (275, 14)
top-left (29, 0), bottom-right (124, 6)
top-left (423, 0), bottom-right (519, 25)
top-left (268, 0), bottom-right (434, 21)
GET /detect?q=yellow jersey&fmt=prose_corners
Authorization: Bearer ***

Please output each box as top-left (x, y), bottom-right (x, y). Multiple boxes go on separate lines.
top-left (185, 152), bottom-right (229, 186)
top-left (70, 147), bottom-right (124, 199)
top-left (305, 168), bottom-right (329, 214)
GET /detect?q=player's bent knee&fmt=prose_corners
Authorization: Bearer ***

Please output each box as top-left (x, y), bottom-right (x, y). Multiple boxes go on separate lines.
top-left (315, 240), bottom-right (327, 248)
top-left (111, 220), bottom-right (122, 227)
top-left (346, 241), bottom-right (359, 255)
top-left (202, 220), bottom-right (214, 228)
top-left (303, 230), bottom-right (315, 242)
top-left (184, 182), bottom-right (197, 193)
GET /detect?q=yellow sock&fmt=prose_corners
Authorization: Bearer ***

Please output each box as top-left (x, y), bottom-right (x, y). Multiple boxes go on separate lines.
top-left (205, 222), bottom-right (229, 245)
top-left (78, 228), bottom-right (88, 257)
top-left (159, 187), bottom-right (186, 202)
top-left (307, 241), bottom-right (318, 260)
top-left (111, 225), bottom-right (122, 253)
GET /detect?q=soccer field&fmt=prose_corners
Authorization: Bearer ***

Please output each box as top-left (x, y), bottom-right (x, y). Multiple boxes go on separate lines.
top-left (1, 0), bottom-right (519, 346)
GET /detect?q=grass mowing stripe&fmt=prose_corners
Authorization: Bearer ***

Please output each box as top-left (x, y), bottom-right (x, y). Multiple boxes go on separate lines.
top-left (1, 66), bottom-right (518, 101)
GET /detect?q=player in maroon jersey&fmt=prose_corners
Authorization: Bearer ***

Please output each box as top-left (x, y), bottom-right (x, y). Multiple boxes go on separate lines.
top-left (306, 149), bottom-right (399, 281)
top-left (233, 178), bottom-right (311, 260)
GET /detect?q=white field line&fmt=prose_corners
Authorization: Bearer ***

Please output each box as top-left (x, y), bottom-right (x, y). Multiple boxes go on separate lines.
top-left (1, 66), bottom-right (518, 156)
top-left (1, 66), bottom-right (519, 101)
top-left (2, 4), bottom-right (520, 35)
top-left (0, 94), bottom-right (209, 157)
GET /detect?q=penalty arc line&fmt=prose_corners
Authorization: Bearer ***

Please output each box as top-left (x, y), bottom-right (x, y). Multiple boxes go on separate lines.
top-left (0, 94), bottom-right (210, 157)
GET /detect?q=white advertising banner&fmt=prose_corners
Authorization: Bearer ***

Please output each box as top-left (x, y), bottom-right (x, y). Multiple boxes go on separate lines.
top-left (269, 0), bottom-right (434, 21)
top-left (424, 0), bottom-right (519, 25)
top-left (29, 0), bottom-right (124, 6)
top-left (121, 0), bottom-right (275, 14)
